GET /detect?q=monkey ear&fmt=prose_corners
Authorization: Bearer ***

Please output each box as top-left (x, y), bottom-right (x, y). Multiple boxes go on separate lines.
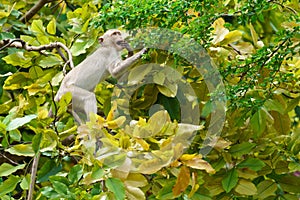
top-left (98, 37), bottom-right (104, 44)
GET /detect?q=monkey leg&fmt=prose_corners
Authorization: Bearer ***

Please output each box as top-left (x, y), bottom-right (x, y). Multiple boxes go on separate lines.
top-left (68, 85), bottom-right (97, 123)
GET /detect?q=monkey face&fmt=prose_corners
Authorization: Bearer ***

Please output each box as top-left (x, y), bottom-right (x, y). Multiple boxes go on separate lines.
top-left (99, 30), bottom-right (133, 56)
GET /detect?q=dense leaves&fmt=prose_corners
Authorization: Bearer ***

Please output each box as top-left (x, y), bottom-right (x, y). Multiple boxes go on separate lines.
top-left (0, 0), bottom-right (299, 199)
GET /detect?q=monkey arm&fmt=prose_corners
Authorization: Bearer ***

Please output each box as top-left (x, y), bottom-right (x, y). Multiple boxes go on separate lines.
top-left (109, 48), bottom-right (147, 78)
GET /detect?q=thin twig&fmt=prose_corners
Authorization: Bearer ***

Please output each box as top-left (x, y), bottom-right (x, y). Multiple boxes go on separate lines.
top-left (27, 152), bottom-right (40, 200)
top-left (48, 81), bottom-right (59, 133)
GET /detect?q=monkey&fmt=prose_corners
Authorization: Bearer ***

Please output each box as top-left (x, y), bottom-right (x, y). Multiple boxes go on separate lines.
top-left (52, 29), bottom-right (147, 124)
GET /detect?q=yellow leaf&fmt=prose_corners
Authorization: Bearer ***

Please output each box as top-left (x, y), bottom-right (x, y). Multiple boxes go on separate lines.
top-left (124, 173), bottom-right (148, 188)
top-left (148, 110), bottom-right (170, 135)
top-left (220, 30), bottom-right (243, 45)
top-left (235, 179), bottom-right (257, 195)
top-left (249, 22), bottom-right (258, 46)
top-left (107, 101), bottom-right (117, 121)
top-left (172, 166), bottom-right (190, 196)
top-left (180, 154), bottom-right (197, 161)
top-left (38, 108), bottom-right (49, 119)
top-left (125, 186), bottom-right (146, 200)
top-left (106, 116), bottom-right (126, 129)
top-left (47, 18), bottom-right (56, 35)
top-left (211, 18), bottom-right (229, 44)
top-left (135, 138), bottom-right (150, 151)
top-left (5, 144), bottom-right (35, 157)
top-left (183, 155), bottom-right (215, 174)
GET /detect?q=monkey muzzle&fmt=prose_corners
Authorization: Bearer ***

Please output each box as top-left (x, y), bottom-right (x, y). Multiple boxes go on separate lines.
top-left (117, 40), bottom-right (134, 57)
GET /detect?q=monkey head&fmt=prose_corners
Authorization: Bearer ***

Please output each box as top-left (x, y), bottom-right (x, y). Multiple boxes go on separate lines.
top-left (99, 29), bottom-right (133, 57)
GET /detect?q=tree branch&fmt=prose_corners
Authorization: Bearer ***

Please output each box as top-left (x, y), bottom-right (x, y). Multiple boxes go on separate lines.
top-left (20, 0), bottom-right (55, 23)
top-left (27, 152), bottom-right (40, 200)
top-left (0, 39), bottom-right (74, 74)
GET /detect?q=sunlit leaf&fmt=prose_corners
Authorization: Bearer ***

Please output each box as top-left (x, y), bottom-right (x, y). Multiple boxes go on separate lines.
top-left (38, 55), bottom-right (62, 68)
top-left (124, 173), bottom-right (148, 188)
top-left (220, 30), bottom-right (242, 45)
top-left (125, 186), bottom-right (146, 200)
top-left (157, 84), bottom-right (177, 97)
top-left (0, 163), bottom-right (26, 177)
top-left (5, 144), bottom-right (35, 157)
top-left (2, 52), bottom-right (32, 68)
top-left (6, 114), bottom-right (37, 131)
top-left (182, 155), bottom-right (215, 174)
top-left (31, 19), bottom-right (46, 35)
top-left (20, 174), bottom-right (30, 190)
top-left (249, 22), bottom-right (258, 46)
top-left (47, 18), bottom-right (56, 35)
top-left (0, 175), bottom-right (21, 196)
top-left (211, 18), bottom-right (229, 44)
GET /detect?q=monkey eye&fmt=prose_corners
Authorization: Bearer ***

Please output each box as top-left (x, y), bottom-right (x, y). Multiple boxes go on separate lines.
top-left (112, 31), bottom-right (121, 36)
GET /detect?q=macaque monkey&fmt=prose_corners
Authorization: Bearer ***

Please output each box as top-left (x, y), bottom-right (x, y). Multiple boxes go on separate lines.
top-left (53, 29), bottom-right (147, 123)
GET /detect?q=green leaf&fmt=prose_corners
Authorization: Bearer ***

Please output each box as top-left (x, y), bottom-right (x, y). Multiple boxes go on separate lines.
top-left (32, 132), bottom-right (42, 152)
top-left (220, 30), bottom-right (242, 45)
top-left (31, 19), bottom-right (46, 35)
top-left (38, 55), bottom-right (62, 68)
top-left (37, 160), bottom-right (62, 183)
top-left (20, 174), bottom-right (30, 190)
top-left (237, 158), bottom-right (265, 171)
top-left (229, 142), bottom-right (256, 157)
top-left (9, 129), bottom-right (21, 141)
top-left (234, 179), bottom-right (257, 195)
top-left (6, 114), bottom-right (37, 131)
top-left (264, 99), bottom-right (285, 114)
top-left (156, 181), bottom-right (176, 199)
top-left (0, 163), bottom-right (26, 177)
top-left (222, 168), bottom-right (238, 193)
top-left (68, 164), bottom-right (83, 184)
top-left (105, 178), bottom-right (125, 200)
top-left (5, 144), bottom-right (35, 157)
top-left (52, 180), bottom-right (69, 196)
top-left (47, 18), bottom-right (56, 35)
top-left (40, 186), bottom-right (60, 198)
top-left (0, 175), bottom-right (21, 196)
top-left (2, 52), bottom-right (32, 68)
top-left (257, 180), bottom-right (277, 199)
top-left (270, 111), bottom-right (291, 135)
top-left (250, 108), bottom-right (266, 138)
top-left (70, 38), bottom-right (95, 56)
top-left (278, 175), bottom-right (300, 193)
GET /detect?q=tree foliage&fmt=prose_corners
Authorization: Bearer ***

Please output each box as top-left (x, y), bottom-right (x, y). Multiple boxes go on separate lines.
top-left (0, 0), bottom-right (299, 199)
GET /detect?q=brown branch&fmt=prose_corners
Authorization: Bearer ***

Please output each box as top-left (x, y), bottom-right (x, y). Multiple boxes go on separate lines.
top-left (27, 152), bottom-right (40, 200)
top-left (0, 39), bottom-right (74, 73)
top-left (20, 0), bottom-right (55, 23)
